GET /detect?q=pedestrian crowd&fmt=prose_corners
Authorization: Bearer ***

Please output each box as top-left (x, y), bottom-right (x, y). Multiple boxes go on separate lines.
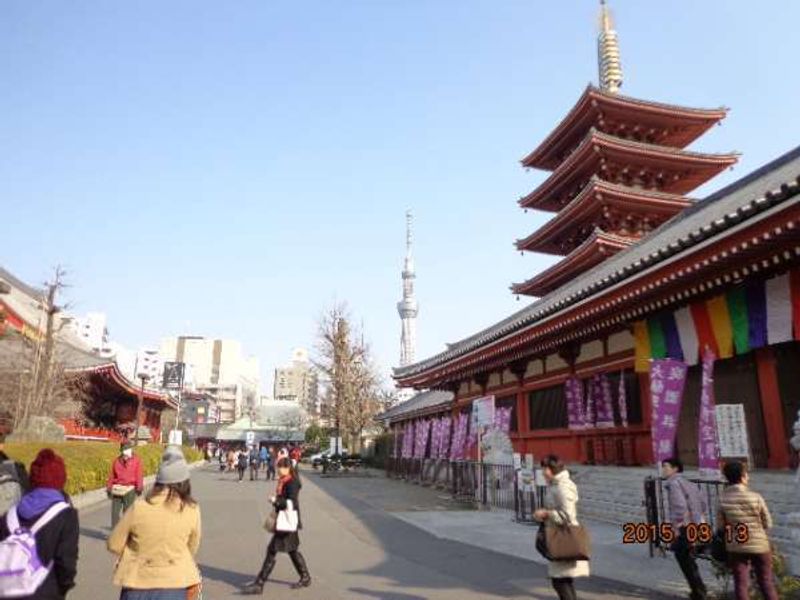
top-left (0, 433), bottom-right (784, 600)
top-left (531, 454), bottom-right (781, 600)
top-left (0, 436), bottom-right (311, 599)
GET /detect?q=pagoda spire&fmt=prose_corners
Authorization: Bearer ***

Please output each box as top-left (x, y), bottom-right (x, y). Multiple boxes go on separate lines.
top-left (598, 0), bottom-right (623, 94)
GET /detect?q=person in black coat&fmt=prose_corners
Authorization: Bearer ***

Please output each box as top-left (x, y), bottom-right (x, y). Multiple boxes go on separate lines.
top-left (0, 448), bottom-right (79, 600)
top-left (242, 457), bottom-right (311, 594)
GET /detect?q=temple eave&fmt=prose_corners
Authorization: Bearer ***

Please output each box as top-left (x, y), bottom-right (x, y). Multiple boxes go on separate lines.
top-left (512, 230), bottom-right (635, 297)
top-left (515, 180), bottom-right (693, 253)
top-left (521, 86), bottom-right (729, 170)
top-left (519, 133), bottom-right (738, 210)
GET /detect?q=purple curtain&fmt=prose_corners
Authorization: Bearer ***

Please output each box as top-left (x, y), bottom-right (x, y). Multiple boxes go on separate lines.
top-left (697, 349), bottom-right (720, 475)
top-left (650, 359), bottom-right (688, 465)
top-left (565, 377), bottom-right (585, 430)
top-left (618, 371), bottom-right (628, 427)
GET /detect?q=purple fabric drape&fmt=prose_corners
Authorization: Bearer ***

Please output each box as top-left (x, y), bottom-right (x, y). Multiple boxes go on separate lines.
top-left (650, 359), bottom-right (688, 465)
top-left (415, 419), bottom-right (432, 459)
top-left (618, 371), bottom-right (628, 428)
top-left (450, 413), bottom-right (469, 460)
top-left (594, 373), bottom-right (615, 428)
top-left (660, 312), bottom-right (684, 361)
top-left (697, 349), bottom-right (720, 476)
top-left (439, 416), bottom-right (452, 459)
top-left (565, 377), bottom-right (585, 430)
top-left (746, 280), bottom-right (768, 349)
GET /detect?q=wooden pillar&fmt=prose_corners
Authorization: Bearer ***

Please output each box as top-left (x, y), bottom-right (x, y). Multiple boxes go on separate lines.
top-left (516, 389), bottom-right (529, 434)
top-left (755, 347), bottom-right (790, 469)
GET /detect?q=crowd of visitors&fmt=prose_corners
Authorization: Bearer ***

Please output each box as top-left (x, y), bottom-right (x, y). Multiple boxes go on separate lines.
top-left (0, 437), bottom-right (784, 599)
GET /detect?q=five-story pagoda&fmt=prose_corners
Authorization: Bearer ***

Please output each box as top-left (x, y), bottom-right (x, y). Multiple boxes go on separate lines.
top-left (512, 0), bottom-right (738, 298)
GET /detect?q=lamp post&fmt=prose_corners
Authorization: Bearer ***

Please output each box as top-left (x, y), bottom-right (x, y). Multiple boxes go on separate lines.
top-left (135, 372), bottom-right (151, 443)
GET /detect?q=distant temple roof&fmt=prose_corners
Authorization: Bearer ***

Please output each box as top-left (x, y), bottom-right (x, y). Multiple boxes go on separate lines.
top-left (377, 390), bottom-right (454, 424)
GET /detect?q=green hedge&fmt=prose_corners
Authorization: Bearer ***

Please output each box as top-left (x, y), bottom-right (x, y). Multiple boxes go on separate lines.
top-left (5, 442), bottom-right (204, 497)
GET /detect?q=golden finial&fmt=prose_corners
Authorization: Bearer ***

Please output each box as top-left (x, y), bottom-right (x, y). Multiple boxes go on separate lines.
top-left (598, 0), bottom-right (623, 93)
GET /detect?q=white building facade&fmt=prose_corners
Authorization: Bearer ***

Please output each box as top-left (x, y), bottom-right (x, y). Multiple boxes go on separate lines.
top-left (160, 336), bottom-right (260, 423)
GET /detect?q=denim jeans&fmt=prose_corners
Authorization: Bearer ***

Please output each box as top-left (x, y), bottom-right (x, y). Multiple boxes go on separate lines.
top-left (120, 589), bottom-right (188, 600)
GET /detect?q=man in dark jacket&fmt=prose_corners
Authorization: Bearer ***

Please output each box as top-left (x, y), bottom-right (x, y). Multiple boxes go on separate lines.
top-left (0, 433), bottom-right (31, 489)
top-left (0, 448), bottom-right (79, 599)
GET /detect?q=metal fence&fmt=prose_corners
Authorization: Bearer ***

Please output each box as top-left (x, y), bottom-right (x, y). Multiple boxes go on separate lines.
top-left (643, 475), bottom-right (726, 558)
top-left (386, 458), bottom-right (548, 522)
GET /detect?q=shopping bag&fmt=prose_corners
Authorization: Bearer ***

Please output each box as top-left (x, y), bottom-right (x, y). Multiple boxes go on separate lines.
top-left (276, 500), bottom-right (299, 532)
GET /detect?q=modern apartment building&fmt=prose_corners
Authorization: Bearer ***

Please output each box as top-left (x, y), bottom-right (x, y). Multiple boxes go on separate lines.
top-left (273, 348), bottom-right (319, 417)
top-left (160, 336), bottom-right (260, 423)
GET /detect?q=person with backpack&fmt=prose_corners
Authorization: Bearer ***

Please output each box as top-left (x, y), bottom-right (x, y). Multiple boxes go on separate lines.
top-left (717, 461), bottom-right (778, 600)
top-left (107, 446), bottom-right (202, 600)
top-left (0, 434), bottom-right (30, 516)
top-left (0, 448), bottom-right (79, 600)
top-left (662, 457), bottom-right (708, 600)
top-left (107, 441), bottom-right (144, 529)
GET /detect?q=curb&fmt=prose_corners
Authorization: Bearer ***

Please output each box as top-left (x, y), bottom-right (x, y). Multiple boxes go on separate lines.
top-left (73, 461), bottom-right (207, 513)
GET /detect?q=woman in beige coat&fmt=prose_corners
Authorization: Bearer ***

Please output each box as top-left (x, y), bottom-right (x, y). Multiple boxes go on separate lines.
top-left (107, 447), bottom-right (202, 600)
top-left (534, 455), bottom-right (589, 600)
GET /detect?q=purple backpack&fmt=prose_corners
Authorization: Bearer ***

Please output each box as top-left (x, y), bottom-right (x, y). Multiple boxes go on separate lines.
top-left (0, 502), bottom-right (68, 598)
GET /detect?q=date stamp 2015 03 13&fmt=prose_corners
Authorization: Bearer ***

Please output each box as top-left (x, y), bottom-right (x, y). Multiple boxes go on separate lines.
top-left (621, 522), bottom-right (750, 545)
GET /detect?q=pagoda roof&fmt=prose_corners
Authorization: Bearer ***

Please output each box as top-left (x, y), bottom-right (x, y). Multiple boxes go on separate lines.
top-left (395, 145), bottom-right (800, 387)
top-left (511, 229), bottom-right (635, 297)
top-left (515, 178), bottom-right (693, 254)
top-left (519, 130), bottom-right (738, 211)
top-left (521, 85), bottom-right (728, 170)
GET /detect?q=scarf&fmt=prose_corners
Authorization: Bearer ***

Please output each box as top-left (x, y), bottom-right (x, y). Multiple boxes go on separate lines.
top-left (276, 473), bottom-right (293, 497)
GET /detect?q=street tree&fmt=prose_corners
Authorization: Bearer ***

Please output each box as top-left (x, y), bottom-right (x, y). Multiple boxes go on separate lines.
top-left (314, 303), bottom-right (386, 454)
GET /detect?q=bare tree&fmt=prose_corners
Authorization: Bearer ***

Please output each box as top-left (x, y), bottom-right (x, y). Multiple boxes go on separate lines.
top-left (314, 303), bottom-right (385, 454)
top-left (0, 267), bottom-right (89, 434)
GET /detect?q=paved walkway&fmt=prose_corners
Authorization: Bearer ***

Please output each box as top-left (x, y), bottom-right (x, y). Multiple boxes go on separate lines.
top-left (73, 464), bottom-right (680, 599)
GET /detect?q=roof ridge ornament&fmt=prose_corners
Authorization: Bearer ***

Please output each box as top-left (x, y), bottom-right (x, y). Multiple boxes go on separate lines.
top-left (598, 0), bottom-right (623, 94)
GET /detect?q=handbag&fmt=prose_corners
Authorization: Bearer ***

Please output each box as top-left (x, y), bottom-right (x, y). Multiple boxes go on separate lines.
top-left (541, 510), bottom-right (591, 561)
top-left (263, 511), bottom-right (277, 533)
top-left (276, 499), bottom-right (299, 533)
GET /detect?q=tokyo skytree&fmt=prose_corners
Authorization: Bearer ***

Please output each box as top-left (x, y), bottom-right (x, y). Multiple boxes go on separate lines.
top-left (397, 210), bottom-right (418, 367)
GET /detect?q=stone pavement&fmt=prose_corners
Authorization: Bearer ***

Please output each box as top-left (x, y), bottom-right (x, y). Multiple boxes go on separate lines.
top-left (72, 464), bottom-right (681, 599)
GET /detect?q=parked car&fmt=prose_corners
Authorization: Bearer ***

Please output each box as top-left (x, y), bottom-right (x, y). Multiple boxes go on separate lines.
top-left (310, 449), bottom-right (348, 467)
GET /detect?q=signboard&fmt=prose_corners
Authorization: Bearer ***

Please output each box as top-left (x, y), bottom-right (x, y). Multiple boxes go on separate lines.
top-left (168, 429), bottom-right (183, 446)
top-left (470, 395), bottom-right (495, 433)
top-left (715, 404), bottom-right (750, 458)
top-left (650, 359), bottom-right (688, 465)
top-left (162, 362), bottom-right (186, 390)
top-left (246, 431), bottom-right (255, 445)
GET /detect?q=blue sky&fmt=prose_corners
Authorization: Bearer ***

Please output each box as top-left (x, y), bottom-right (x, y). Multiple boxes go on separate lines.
top-left (3, 1), bottom-right (800, 393)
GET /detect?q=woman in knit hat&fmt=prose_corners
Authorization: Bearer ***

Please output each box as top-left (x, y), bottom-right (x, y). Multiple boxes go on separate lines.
top-left (0, 448), bottom-right (79, 599)
top-left (107, 446), bottom-right (202, 600)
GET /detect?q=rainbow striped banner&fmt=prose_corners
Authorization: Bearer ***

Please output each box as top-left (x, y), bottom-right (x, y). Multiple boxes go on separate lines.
top-left (634, 270), bottom-right (800, 372)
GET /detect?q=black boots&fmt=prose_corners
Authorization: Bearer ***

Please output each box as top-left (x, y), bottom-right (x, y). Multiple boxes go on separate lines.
top-left (242, 556), bottom-right (276, 595)
top-left (289, 551), bottom-right (312, 589)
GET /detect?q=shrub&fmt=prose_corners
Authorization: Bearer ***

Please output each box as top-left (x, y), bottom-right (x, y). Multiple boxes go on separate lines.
top-left (5, 442), bottom-right (204, 497)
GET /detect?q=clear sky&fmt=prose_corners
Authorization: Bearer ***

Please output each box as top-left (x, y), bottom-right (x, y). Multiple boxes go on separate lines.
top-left (3, 1), bottom-right (800, 393)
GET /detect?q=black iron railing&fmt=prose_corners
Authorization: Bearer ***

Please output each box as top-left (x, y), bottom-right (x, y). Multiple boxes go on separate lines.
top-left (643, 475), bottom-right (726, 558)
top-left (386, 457), bottom-right (548, 521)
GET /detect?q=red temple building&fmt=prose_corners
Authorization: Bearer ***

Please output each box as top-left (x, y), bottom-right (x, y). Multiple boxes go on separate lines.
top-left (391, 2), bottom-right (800, 471)
top-left (0, 266), bottom-right (175, 442)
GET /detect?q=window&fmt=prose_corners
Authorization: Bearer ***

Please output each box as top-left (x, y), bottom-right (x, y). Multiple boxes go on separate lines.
top-left (529, 385), bottom-right (567, 430)
top-left (495, 395), bottom-right (518, 432)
